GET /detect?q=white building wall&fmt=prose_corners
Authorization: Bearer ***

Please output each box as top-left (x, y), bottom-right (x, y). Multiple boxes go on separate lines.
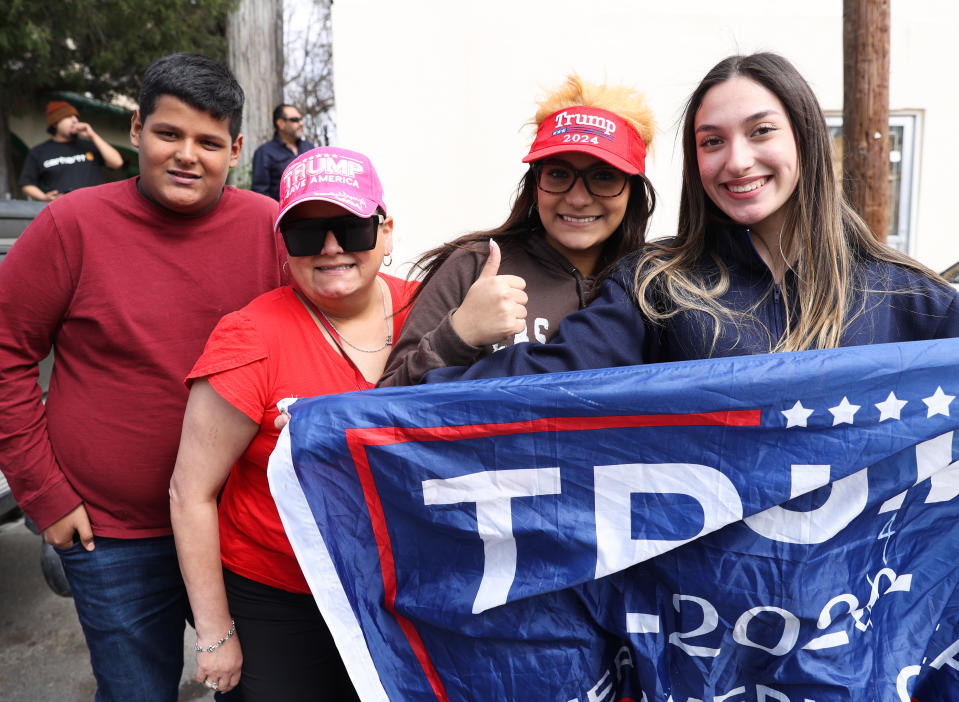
top-left (330, 0), bottom-right (958, 273)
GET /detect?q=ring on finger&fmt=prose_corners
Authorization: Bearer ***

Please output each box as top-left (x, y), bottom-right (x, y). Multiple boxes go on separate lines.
top-left (204, 679), bottom-right (219, 690)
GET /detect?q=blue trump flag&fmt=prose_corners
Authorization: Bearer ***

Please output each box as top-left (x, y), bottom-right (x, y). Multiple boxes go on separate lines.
top-left (268, 338), bottom-right (959, 702)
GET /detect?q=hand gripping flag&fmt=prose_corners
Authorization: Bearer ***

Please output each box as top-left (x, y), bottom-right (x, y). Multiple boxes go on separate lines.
top-left (268, 338), bottom-right (959, 702)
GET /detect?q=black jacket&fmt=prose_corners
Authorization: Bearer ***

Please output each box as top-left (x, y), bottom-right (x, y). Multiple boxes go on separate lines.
top-left (251, 135), bottom-right (315, 201)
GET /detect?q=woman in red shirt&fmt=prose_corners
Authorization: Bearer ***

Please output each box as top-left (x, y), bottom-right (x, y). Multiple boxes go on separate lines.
top-left (169, 147), bottom-right (417, 700)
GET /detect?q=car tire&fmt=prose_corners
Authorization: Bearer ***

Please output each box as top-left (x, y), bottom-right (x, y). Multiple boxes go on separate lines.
top-left (24, 514), bottom-right (73, 597)
top-left (40, 539), bottom-right (73, 598)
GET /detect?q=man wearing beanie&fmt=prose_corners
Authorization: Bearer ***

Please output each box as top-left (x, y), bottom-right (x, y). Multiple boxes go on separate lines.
top-left (18, 100), bottom-right (123, 201)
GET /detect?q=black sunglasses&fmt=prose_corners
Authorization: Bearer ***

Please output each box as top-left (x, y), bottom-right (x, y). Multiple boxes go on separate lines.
top-left (283, 116), bottom-right (303, 123)
top-left (280, 214), bottom-right (383, 256)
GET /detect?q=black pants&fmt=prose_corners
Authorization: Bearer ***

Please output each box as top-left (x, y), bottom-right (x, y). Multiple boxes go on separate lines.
top-left (223, 568), bottom-right (360, 702)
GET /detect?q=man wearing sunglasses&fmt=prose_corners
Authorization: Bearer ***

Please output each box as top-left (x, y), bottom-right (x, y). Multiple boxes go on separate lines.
top-left (251, 103), bottom-right (315, 200)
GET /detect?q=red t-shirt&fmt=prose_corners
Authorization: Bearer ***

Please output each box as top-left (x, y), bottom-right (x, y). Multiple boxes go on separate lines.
top-left (187, 277), bottom-right (417, 592)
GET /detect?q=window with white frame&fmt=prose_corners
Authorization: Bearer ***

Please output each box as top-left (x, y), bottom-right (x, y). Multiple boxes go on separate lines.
top-left (825, 113), bottom-right (919, 253)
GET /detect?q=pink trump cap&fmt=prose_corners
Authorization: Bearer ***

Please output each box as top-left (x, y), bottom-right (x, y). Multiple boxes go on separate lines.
top-left (523, 106), bottom-right (647, 175)
top-left (274, 146), bottom-right (387, 232)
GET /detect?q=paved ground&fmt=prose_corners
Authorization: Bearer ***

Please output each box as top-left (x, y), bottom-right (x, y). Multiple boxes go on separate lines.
top-left (0, 515), bottom-right (214, 701)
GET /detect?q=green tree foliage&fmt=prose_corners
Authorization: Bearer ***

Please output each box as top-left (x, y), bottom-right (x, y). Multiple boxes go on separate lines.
top-left (0, 0), bottom-right (237, 196)
top-left (0, 0), bottom-right (236, 103)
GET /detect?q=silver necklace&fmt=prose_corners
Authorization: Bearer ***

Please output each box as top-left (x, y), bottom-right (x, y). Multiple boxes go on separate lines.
top-left (316, 278), bottom-right (393, 353)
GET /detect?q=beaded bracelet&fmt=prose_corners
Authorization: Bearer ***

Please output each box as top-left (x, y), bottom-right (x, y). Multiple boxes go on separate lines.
top-left (195, 619), bottom-right (236, 653)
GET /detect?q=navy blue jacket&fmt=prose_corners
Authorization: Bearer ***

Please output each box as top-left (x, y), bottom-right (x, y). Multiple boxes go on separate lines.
top-left (251, 135), bottom-right (315, 201)
top-left (426, 225), bottom-right (959, 382)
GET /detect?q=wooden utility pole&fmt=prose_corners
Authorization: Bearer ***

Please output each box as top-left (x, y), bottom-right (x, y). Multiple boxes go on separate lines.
top-left (226, 0), bottom-right (284, 189)
top-left (842, 0), bottom-right (891, 242)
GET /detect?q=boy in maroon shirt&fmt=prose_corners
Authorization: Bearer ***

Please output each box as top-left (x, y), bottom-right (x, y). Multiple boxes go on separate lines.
top-left (0, 53), bottom-right (286, 701)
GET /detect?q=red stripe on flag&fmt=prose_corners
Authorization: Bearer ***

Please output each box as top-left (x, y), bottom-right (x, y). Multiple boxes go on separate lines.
top-left (346, 429), bottom-right (451, 701)
top-left (353, 409), bottom-right (761, 446)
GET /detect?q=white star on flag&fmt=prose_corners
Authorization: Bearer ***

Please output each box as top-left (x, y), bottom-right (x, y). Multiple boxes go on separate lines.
top-left (781, 401), bottom-right (814, 428)
top-left (828, 396), bottom-right (860, 425)
top-left (923, 386), bottom-right (955, 417)
top-left (875, 392), bottom-right (907, 422)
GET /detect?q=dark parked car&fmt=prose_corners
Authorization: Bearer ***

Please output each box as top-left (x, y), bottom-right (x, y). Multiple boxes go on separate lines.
top-left (0, 473), bottom-right (16, 522)
top-left (0, 199), bottom-right (70, 596)
top-left (0, 200), bottom-right (46, 521)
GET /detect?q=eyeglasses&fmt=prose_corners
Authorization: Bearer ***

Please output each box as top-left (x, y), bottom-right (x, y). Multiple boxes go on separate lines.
top-left (280, 214), bottom-right (384, 256)
top-left (283, 116), bottom-right (303, 123)
top-left (533, 162), bottom-right (629, 198)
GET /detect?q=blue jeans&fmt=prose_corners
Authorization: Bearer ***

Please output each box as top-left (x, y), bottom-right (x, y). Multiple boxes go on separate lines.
top-left (56, 535), bottom-right (188, 702)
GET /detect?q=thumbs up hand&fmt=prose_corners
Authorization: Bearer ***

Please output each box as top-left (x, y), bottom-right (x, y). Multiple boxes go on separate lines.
top-left (451, 240), bottom-right (528, 347)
